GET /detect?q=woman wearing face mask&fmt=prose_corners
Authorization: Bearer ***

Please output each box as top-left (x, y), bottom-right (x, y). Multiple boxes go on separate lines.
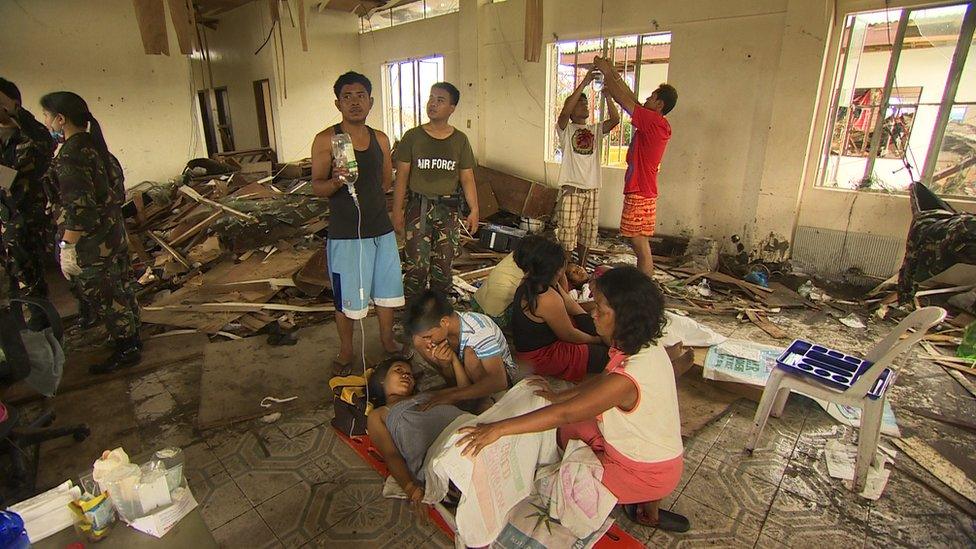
top-left (41, 91), bottom-right (141, 375)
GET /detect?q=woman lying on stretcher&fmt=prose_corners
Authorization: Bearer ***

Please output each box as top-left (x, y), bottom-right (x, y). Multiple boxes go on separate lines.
top-left (456, 265), bottom-right (691, 532)
top-left (365, 356), bottom-right (466, 518)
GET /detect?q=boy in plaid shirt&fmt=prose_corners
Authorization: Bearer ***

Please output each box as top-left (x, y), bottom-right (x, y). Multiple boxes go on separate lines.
top-left (555, 68), bottom-right (619, 264)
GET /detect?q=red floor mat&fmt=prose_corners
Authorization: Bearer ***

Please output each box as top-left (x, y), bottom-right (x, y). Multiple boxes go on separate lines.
top-left (334, 428), bottom-right (644, 548)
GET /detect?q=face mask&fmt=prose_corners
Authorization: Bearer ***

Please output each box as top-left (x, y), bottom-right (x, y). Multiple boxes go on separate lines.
top-left (50, 128), bottom-right (65, 144)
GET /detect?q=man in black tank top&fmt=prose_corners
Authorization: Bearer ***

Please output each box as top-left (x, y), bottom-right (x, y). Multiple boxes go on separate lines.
top-left (311, 72), bottom-right (408, 372)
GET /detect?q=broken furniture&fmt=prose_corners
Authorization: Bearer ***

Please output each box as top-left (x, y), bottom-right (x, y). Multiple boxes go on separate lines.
top-left (746, 306), bottom-right (946, 492)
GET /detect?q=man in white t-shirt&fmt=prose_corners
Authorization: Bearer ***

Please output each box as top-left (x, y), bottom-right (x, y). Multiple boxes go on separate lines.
top-left (555, 68), bottom-right (619, 264)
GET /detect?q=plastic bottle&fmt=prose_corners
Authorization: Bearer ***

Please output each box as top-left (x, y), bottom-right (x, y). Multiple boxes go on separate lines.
top-left (958, 321), bottom-right (976, 360)
top-left (331, 133), bottom-right (359, 206)
top-left (0, 511), bottom-right (30, 549)
top-left (591, 70), bottom-right (604, 92)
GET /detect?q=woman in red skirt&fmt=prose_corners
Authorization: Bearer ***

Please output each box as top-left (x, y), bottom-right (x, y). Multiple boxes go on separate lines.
top-left (510, 238), bottom-right (609, 381)
top-left (456, 266), bottom-right (689, 532)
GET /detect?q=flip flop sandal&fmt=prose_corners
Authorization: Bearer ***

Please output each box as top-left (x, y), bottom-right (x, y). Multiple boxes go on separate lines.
top-left (623, 504), bottom-right (691, 533)
top-left (331, 359), bottom-right (355, 377)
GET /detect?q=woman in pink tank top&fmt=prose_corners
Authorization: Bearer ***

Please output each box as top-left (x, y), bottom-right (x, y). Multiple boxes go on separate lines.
top-left (456, 266), bottom-right (689, 532)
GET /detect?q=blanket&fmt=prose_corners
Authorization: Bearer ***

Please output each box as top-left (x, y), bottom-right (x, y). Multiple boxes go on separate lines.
top-left (420, 380), bottom-right (617, 548)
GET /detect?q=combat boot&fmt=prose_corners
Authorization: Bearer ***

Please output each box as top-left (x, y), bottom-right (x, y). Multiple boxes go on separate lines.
top-left (89, 336), bottom-right (143, 375)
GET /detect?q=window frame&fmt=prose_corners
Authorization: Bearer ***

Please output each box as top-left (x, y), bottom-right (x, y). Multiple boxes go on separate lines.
top-left (381, 55), bottom-right (446, 143)
top-left (545, 32), bottom-right (671, 167)
top-left (815, 1), bottom-right (976, 199)
top-left (360, 0), bottom-right (460, 33)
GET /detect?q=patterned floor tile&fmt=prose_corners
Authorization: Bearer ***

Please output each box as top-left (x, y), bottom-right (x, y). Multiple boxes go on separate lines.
top-left (304, 492), bottom-right (443, 548)
top-left (707, 428), bottom-right (791, 486)
top-left (866, 473), bottom-right (976, 548)
top-left (761, 488), bottom-right (868, 547)
top-left (646, 494), bottom-right (761, 548)
top-left (778, 448), bottom-right (868, 509)
top-left (212, 508), bottom-right (282, 549)
top-left (722, 399), bottom-right (808, 442)
top-left (190, 468), bottom-right (252, 530)
top-left (235, 460), bottom-right (332, 507)
top-left (314, 431), bottom-right (380, 483)
top-left (679, 456), bottom-right (777, 529)
top-left (211, 423), bottom-right (332, 478)
top-left (277, 406), bottom-right (336, 439)
top-left (754, 533), bottom-right (790, 548)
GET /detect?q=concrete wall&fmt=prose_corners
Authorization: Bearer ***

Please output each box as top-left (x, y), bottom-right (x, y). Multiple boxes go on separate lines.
top-left (0, 0), bottom-right (207, 186)
top-left (197, 3), bottom-right (361, 164)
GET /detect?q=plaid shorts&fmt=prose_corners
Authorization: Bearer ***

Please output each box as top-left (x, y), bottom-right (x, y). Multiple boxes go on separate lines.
top-left (619, 193), bottom-right (657, 237)
top-left (555, 186), bottom-right (599, 251)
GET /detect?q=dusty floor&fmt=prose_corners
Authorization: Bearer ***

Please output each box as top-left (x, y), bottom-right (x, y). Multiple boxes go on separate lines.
top-left (5, 300), bottom-right (976, 548)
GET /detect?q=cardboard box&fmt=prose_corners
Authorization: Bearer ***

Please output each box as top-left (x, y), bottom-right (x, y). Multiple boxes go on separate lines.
top-left (127, 487), bottom-right (197, 538)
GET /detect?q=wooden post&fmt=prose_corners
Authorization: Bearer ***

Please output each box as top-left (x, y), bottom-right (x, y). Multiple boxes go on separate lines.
top-left (167, 0), bottom-right (197, 54)
top-left (132, 0), bottom-right (170, 55)
top-left (298, 0), bottom-right (309, 52)
top-left (524, 0), bottom-right (543, 62)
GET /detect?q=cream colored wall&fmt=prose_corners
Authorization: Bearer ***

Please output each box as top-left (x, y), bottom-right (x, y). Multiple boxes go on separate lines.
top-left (479, 0), bottom-right (799, 242)
top-left (196, 3), bottom-right (361, 163)
top-left (0, 0), bottom-right (207, 186)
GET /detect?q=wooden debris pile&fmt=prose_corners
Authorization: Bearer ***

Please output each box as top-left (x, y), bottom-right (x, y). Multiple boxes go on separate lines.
top-left (124, 159), bottom-right (332, 339)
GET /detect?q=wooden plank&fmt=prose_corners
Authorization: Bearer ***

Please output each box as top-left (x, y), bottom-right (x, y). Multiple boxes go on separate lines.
top-left (745, 310), bottom-right (788, 339)
top-left (148, 231), bottom-right (190, 269)
top-left (170, 211), bottom-right (222, 247)
top-left (144, 301), bottom-right (335, 313)
top-left (179, 185), bottom-right (258, 222)
top-left (523, 0), bottom-right (543, 62)
top-left (903, 407), bottom-right (976, 434)
top-left (298, 0), bottom-right (309, 51)
top-left (892, 437), bottom-right (976, 505)
top-left (141, 249), bottom-right (315, 332)
top-left (167, 0), bottom-right (197, 54)
top-left (132, 0), bottom-right (170, 55)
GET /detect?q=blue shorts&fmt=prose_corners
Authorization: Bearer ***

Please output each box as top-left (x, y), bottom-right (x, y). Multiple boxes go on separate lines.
top-left (327, 231), bottom-right (405, 320)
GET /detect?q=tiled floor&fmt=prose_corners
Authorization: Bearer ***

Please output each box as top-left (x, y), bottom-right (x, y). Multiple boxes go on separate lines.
top-left (180, 394), bottom-right (975, 548)
top-left (14, 305), bottom-right (976, 548)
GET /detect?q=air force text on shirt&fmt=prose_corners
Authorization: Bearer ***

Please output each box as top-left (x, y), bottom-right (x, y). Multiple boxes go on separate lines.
top-left (416, 158), bottom-right (458, 170)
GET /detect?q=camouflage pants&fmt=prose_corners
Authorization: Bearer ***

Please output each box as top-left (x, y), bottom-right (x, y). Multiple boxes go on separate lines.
top-left (403, 195), bottom-right (459, 301)
top-left (75, 255), bottom-right (140, 341)
top-left (0, 198), bottom-right (50, 299)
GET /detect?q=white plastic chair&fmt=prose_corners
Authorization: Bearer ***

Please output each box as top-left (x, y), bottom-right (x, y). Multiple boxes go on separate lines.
top-left (745, 306), bottom-right (946, 492)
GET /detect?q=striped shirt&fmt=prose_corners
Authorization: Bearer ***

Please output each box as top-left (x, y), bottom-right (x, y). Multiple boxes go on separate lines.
top-left (457, 312), bottom-right (517, 382)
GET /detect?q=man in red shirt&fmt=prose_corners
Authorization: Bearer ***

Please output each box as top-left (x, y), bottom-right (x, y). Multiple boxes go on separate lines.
top-left (593, 56), bottom-right (677, 277)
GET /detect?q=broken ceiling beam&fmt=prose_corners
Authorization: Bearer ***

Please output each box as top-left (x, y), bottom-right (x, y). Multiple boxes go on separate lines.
top-left (298, 0), bottom-right (309, 51)
top-left (167, 0), bottom-right (197, 54)
top-left (133, 0), bottom-right (171, 55)
top-left (524, 0), bottom-right (543, 62)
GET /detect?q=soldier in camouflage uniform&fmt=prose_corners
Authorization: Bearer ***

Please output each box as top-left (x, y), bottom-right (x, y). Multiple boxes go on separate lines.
top-left (41, 91), bottom-right (141, 375)
top-left (391, 82), bottom-right (480, 302)
top-left (0, 103), bottom-right (51, 302)
top-left (0, 79), bottom-right (58, 266)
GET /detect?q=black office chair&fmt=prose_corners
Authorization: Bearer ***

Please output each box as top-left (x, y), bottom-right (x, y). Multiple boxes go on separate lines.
top-left (0, 298), bottom-right (89, 504)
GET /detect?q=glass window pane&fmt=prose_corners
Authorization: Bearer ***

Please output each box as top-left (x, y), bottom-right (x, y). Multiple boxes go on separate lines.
top-left (364, 9), bottom-right (392, 31)
top-left (930, 103), bottom-right (976, 197)
top-left (820, 10), bottom-right (897, 189)
top-left (425, 0), bottom-right (459, 18)
top-left (956, 35), bottom-right (976, 103)
top-left (390, 1), bottom-right (426, 26)
top-left (867, 5), bottom-right (967, 190)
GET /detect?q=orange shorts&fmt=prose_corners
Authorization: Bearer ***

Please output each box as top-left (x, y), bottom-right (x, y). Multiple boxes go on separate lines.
top-left (619, 194), bottom-right (657, 237)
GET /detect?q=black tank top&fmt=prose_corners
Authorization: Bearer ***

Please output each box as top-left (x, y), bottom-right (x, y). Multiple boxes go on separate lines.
top-left (328, 124), bottom-right (394, 239)
top-left (511, 284), bottom-right (559, 352)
